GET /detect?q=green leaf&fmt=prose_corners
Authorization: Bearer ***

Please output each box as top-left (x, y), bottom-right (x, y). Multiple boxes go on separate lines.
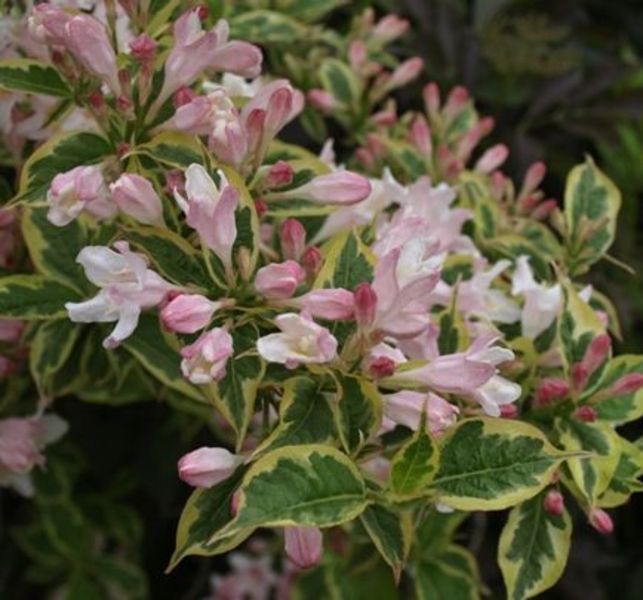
top-left (211, 445), bottom-right (368, 543)
top-left (122, 314), bottom-right (204, 403)
top-left (431, 419), bottom-right (563, 510)
top-left (315, 229), bottom-right (375, 290)
top-left (125, 226), bottom-right (213, 290)
top-left (254, 377), bottom-right (337, 455)
top-left (564, 156), bottom-right (621, 275)
top-left (94, 557), bottom-right (148, 600)
top-left (15, 132), bottom-right (112, 205)
top-left (556, 418), bottom-right (621, 503)
top-left (212, 323), bottom-right (265, 449)
top-left (390, 422), bottom-right (439, 497)
top-left (498, 491), bottom-right (572, 600)
top-left (0, 59), bottom-right (71, 97)
top-left (273, 0), bottom-right (346, 22)
top-left (593, 355), bottom-right (643, 424)
top-left (360, 503), bottom-right (411, 581)
top-left (29, 320), bottom-right (82, 397)
top-left (168, 468), bottom-right (248, 570)
top-left (333, 373), bottom-right (382, 454)
top-left (597, 437), bottom-right (643, 507)
top-left (414, 558), bottom-right (479, 600)
top-left (415, 510), bottom-right (469, 560)
top-left (22, 207), bottom-right (87, 291)
top-left (0, 275), bottom-right (81, 319)
top-left (378, 137), bottom-right (428, 181)
top-left (319, 58), bottom-right (362, 108)
top-left (136, 131), bottom-right (204, 168)
top-left (230, 10), bottom-right (307, 43)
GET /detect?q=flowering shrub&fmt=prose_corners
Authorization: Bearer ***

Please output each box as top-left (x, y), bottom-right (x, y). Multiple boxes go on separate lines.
top-left (1, 2), bottom-right (641, 598)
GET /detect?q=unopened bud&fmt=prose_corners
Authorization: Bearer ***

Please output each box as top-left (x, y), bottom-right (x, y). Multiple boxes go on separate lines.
top-left (165, 169), bottom-right (185, 195)
top-left (582, 333), bottom-right (611, 376)
top-left (279, 218), bottom-right (306, 261)
top-left (573, 405), bottom-right (598, 423)
top-left (423, 82), bottom-right (441, 117)
top-left (608, 373), bottom-right (643, 396)
top-left (571, 363), bottom-right (589, 392)
top-left (367, 357), bottom-right (396, 379)
top-left (543, 490), bottom-right (565, 516)
top-left (535, 378), bottom-right (570, 407)
top-left (354, 283), bottom-right (377, 330)
top-left (500, 404), bottom-right (519, 419)
top-left (475, 144), bottom-right (509, 174)
top-left (409, 114), bottom-right (432, 156)
top-left (265, 161), bottom-right (294, 189)
top-left (173, 86), bottom-right (196, 108)
top-left (443, 86), bottom-right (469, 119)
top-left (301, 246), bottom-right (322, 278)
top-left (307, 89), bottom-right (337, 112)
top-left (129, 33), bottom-right (157, 63)
top-left (531, 199), bottom-right (557, 220)
top-left (522, 161), bottom-right (546, 195)
top-left (254, 198), bottom-right (268, 217)
top-left (589, 507), bottom-right (613, 535)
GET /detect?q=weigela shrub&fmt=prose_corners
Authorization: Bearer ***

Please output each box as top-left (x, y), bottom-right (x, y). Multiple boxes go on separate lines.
top-left (0, 2), bottom-right (641, 598)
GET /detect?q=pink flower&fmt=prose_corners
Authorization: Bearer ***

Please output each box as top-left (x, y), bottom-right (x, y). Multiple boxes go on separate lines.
top-left (292, 288), bottom-right (355, 320)
top-left (254, 261), bottom-right (306, 300)
top-left (535, 378), bottom-right (569, 407)
top-left (284, 527), bottom-right (323, 570)
top-left (256, 313), bottom-right (337, 368)
top-left (278, 171), bottom-right (372, 206)
top-left (28, 4), bottom-right (70, 46)
top-left (589, 507), bottom-right (613, 535)
top-left (47, 165), bottom-right (115, 226)
top-left (382, 391), bottom-right (459, 434)
top-left (608, 373), bottom-right (643, 396)
top-left (64, 15), bottom-right (121, 96)
top-left (178, 446), bottom-right (242, 488)
top-left (160, 294), bottom-right (223, 334)
top-left (279, 218), bottom-right (306, 261)
top-left (129, 34), bottom-right (157, 63)
top-left (573, 406), bottom-right (598, 423)
top-left (543, 490), bottom-right (565, 516)
top-left (110, 173), bottom-right (164, 226)
top-left (174, 164), bottom-right (238, 269)
top-left (180, 328), bottom-right (234, 384)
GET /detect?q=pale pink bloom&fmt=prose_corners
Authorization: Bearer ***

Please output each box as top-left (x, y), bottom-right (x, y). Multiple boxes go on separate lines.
top-left (66, 244), bottom-right (174, 348)
top-left (279, 171), bottom-right (371, 206)
top-left (174, 164), bottom-right (238, 269)
top-left (292, 288), bottom-right (355, 320)
top-left (397, 324), bottom-right (441, 361)
top-left (257, 313), bottom-right (337, 368)
top-left (47, 165), bottom-right (115, 226)
top-left (372, 238), bottom-right (444, 338)
top-left (512, 255), bottom-right (562, 338)
top-left (382, 390), bottom-right (459, 434)
top-left (159, 12), bottom-right (261, 105)
top-left (372, 14), bottom-right (409, 43)
top-left (28, 4), bottom-right (70, 46)
top-left (180, 328), bottom-right (233, 384)
top-left (178, 446), bottom-right (242, 488)
top-left (160, 294), bottom-right (222, 334)
top-left (110, 173), bottom-right (165, 226)
top-left (279, 218), bottom-right (305, 261)
top-left (64, 15), bottom-right (121, 96)
top-left (254, 261), bottom-right (306, 300)
top-left (284, 527), bottom-right (323, 570)
top-left (0, 414), bottom-right (67, 496)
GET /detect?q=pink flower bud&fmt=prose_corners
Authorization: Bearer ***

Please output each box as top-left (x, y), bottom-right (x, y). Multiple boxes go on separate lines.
top-left (254, 198), bottom-right (268, 217)
top-left (88, 90), bottom-right (105, 110)
top-left (279, 219), bottom-right (306, 261)
top-left (531, 199), bottom-right (557, 221)
top-left (573, 405), bottom-right (598, 423)
top-left (367, 357), bottom-right (396, 379)
top-left (371, 109), bottom-right (397, 127)
top-left (608, 372), bottom-right (643, 396)
top-left (295, 289), bottom-right (355, 321)
top-left (572, 363), bottom-right (589, 392)
top-left (409, 114), bottom-right (432, 156)
top-left (475, 144), bottom-right (509, 174)
top-left (349, 40), bottom-right (368, 70)
top-left (372, 14), bottom-right (409, 43)
top-left (65, 15), bottom-right (121, 96)
top-left (581, 334), bottom-right (611, 376)
top-left (443, 86), bottom-right (469, 119)
top-left (543, 490), bottom-right (565, 516)
top-left (129, 34), bottom-right (157, 63)
top-left (173, 86), bottom-right (197, 108)
top-left (387, 57), bottom-right (424, 89)
top-left (284, 527), bottom-right (323, 570)
top-left (589, 507), bottom-right (613, 535)
top-left (500, 404), bottom-right (519, 418)
top-left (383, 391), bottom-right (459, 434)
top-left (354, 283), bottom-right (377, 329)
top-left (522, 162), bottom-right (547, 195)
top-left (161, 294), bottom-right (221, 334)
top-left (255, 261), bottom-right (306, 300)
top-left (283, 171), bottom-right (372, 205)
top-left (302, 247), bottom-right (322, 278)
top-left (110, 173), bottom-right (165, 226)
top-left (178, 446), bottom-right (242, 488)
top-left (165, 170), bottom-right (185, 195)
top-left (28, 4), bottom-right (71, 46)
top-left (535, 378), bottom-right (570, 407)
top-left (423, 82), bottom-right (441, 117)
top-left (180, 328), bottom-right (233, 384)
top-left (266, 161), bottom-right (294, 189)
top-left (307, 89), bottom-right (338, 111)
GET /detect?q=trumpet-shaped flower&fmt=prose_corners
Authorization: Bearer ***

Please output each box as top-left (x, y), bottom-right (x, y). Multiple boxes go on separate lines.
top-left (180, 328), bottom-right (234, 384)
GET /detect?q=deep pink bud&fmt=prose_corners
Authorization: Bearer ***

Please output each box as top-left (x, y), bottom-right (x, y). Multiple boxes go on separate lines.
top-left (129, 34), bottom-right (157, 63)
top-left (573, 405), bottom-right (598, 423)
top-left (581, 334), bottom-right (611, 376)
top-left (165, 170), bottom-right (185, 195)
top-left (523, 161), bottom-right (547, 195)
top-left (367, 357), bottom-right (396, 379)
top-left (302, 247), bottom-right (322, 278)
top-left (307, 89), bottom-right (338, 111)
top-left (409, 115), bottom-right (432, 156)
top-left (423, 82), bottom-right (441, 117)
top-left (173, 86), bottom-right (197, 108)
top-left (371, 109), bottom-right (397, 127)
top-left (354, 283), bottom-right (377, 329)
top-left (266, 161), bottom-right (294, 189)
top-left (531, 199), bottom-right (557, 220)
top-left (88, 90), bottom-right (105, 110)
top-left (284, 526), bottom-right (323, 570)
top-left (443, 86), bottom-right (469, 119)
top-left (572, 363), bottom-right (589, 392)
top-left (110, 173), bottom-right (164, 226)
top-left (372, 14), bottom-right (409, 43)
top-left (589, 507), bottom-right (613, 535)
top-left (178, 446), bottom-right (242, 488)
top-left (608, 373), bottom-right (643, 396)
top-left (161, 294), bottom-right (220, 333)
top-left (255, 261), bottom-right (306, 300)
top-left (254, 198), bottom-right (268, 217)
top-left (280, 219), bottom-right (306, 261)
top-left (500, 404), bottom-right (519, 419)
top-left (543, 490), bottom-right (565, 516)
top-left (475, 144), bottom-right (509, 174)
top-left (295, 289), bottom-right (355, 320)
top-left (535, 378), bottom-right (570, 407)
top-left (387, 57), bottom-right (424, 89)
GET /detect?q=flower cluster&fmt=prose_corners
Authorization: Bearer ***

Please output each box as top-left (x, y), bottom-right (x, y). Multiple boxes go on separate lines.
top-left (0, 2), bottom-right (641, 599)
